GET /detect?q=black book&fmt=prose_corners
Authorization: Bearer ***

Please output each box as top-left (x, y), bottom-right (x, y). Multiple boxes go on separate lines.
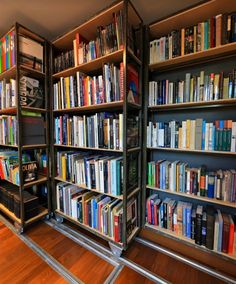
top-left (163, 198), bottom-right (171, 229)
top-left (201, 211), bottom-right (207, 247)
top-left (195, 205), bottom-right (203, 245)
top-left (206, 206), bottom-right (215, 250)
top-left (191, 208), bottom-right (196, 240)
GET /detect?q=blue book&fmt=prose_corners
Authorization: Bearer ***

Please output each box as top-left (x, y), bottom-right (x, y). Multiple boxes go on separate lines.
top-left (186, 204), bottom-right (192, 238)
top-left (202, 120), bottom-right (206, 150)
top-left (182, 204), bottom-right (187, 236)
top-left (212, 125), bottom-right (215, 150)
top-left (159, 202), bottom-right (164, 228)
top-left (217, 209), bottom-right (223, 252)
top-left (204, 21), bottom-right (209, 50)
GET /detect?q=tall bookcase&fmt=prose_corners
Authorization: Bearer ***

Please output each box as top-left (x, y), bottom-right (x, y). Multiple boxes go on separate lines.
top-left (0, 23), bottom-right (51, 232)
top-left (142, 0), bottom-right (236, 274)
top-left (50, 0), bottom-right (143, 252)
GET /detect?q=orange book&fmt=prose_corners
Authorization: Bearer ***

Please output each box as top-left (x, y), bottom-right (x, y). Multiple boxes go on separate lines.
top-left (181, 28), bottom-right (185, 56)
top-left (215, 14), bottom-right (222, 47)
top-left (228, 216), bottom-right (235, 254)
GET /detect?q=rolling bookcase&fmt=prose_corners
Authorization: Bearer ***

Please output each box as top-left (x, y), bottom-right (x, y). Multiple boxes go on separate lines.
top-left (0, 23), bottom-right (51, 233)
top-left (142, 0), bottom-right (236, 276)
top-left (50, 0), bottom-right (143, 253)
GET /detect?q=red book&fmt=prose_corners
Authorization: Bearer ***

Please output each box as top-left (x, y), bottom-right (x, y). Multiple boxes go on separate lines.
top-left (2, 37), bottom-right (6, 71)
top-left (210, 17), bottom-right (215, 48)
top-left (59, 116), bottom-right (63, 144)
top-left (127, 64), bottom-right (139, 104)
top-left (228, 216), bottom-right (235, 254)
top-left (155, 162), bottom-right (159, 188)
top-left (147, 198), bottom-right (151, 224)
top-left (119, 62), bottom-right (124, 100)
top-left (222, 214), bottom-right (230, 253)
top-left (114, 214), bottom-right (120, 242)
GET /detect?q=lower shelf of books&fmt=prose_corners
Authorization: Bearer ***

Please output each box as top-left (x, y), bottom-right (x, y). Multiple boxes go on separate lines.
top-left (146, 186), bottom-right (236, 209)
top-left (0, 203), bottom-right (48, 226)
top-left (145, 223), bottom-right (236, 262)
top-left (55, 209), bottom-right (124, 248)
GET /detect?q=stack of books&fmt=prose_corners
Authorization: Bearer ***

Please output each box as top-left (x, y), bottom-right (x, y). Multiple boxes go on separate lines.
top-left (56, 182), bottom-right (137, 243)
top-left (56, 151), bottom-right (123, 196)
top-left (147, 119), bottom-right (236, 152)
top-left (0, 79), bottom-right (16, 109)
top-left (149, 69), bottom-right (236, 106)
top-left (147, 195), bottom-right (236, 255)
top-left (147, 160), bottom-right (236, 202)
top-left (53, 63), bottom-right (124, 110)
top-left (149, 13), bottom-right (236, 64)
top-left (0, 30), bottom-right (16, 73)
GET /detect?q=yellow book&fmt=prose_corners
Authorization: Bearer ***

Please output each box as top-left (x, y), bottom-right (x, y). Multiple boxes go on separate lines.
top-left (190, 78), bottom-right (194, 102)
top-left (181, 28), bottom-right (185, 56)
top-left (186, 119), bottom-right (191, 149)
top-left (65, 77), bottom-right (70, 109)
top-left (201, 22), bottom-right (205, 51)
top-left (178, 127), bottom-right (182, 148)
top-left (61, 155), bottom-right (67, 180)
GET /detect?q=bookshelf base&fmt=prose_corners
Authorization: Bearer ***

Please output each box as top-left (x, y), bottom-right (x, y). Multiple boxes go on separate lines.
top-left (145, 223), bottom-right (236, 263)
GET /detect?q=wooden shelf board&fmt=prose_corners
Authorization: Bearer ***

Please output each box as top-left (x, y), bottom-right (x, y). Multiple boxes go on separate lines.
top-left (53, 101), bottom-right (124, 113)
top-left (127, 187), bottom-right (140, 200)
top-left (52, 1), bottom-right (123, 49)
top-left (54, 176), bottom-right (123, 200)
top-left (22, 144), bottom-right (47, 150)
top-left (0, 144), bottom-right (18, 148)
top-left (127, 147), bottom-right (141, 153)
top-left (149, 42), bottom-right (236, 72)
top-left (54, 144), bottom-right (123, 153)
top-left (0, 203), bottom-right (21, 224)
top-left (25, 207), bottom-right (49, 226)
top-left (149, 0), bottom-right (236, 39)
top-left (23, 175), bottom-right (47, 189)
top-left (55, 209), bottom-right (123, 248)
top-left (0, 107), bottom-right (17, 115)
top-left (147, 147), bottom-right (236, 156)
top-left (146, 186), bottom-right (236, 208)
top-left (127, 226), bottom-right (140, 244)
top-left (127, 47), bottom-right (142, 66)
top-left (20, 65), bottom-right (45, 78)
top-left (148, 98), bottom-right (236, 111)
top-left (53, 49), bottom-right (123, 78)
top-left (0, 66), bottom-right (16, 80)
top-left (22, 106), bottom-right (47, 113)
top-left (145, 223), bottom-right (236, 263)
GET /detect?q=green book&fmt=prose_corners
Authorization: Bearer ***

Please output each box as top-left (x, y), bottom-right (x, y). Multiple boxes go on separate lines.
top-left (204, 21), bottom-right (209, 50)
top-left (222, 129), bottom-right (227, 151)
top-left (7, 34), bottom-right (11, 69)
top-left (148, 162), bottom-right (152, 186)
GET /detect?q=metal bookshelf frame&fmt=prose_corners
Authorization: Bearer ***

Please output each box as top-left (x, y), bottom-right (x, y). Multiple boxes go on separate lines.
top-left (50, 0), bottom-right (143, 252)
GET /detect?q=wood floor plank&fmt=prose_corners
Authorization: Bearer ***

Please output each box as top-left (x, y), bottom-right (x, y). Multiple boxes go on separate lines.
top-left (115, 266), bottom-right (155, 284)
top-left (124, 241), bottom-right (225, 284)
top-left (0, 221), bottom-right (65, 283)
top-left (26, 222), bottom-right (114, 284)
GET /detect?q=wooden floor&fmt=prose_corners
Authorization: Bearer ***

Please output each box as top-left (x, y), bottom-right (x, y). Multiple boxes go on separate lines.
top-left (0, 221), bottom-right (65, 283)
top-left (0, 219), bottom-right (231, 283)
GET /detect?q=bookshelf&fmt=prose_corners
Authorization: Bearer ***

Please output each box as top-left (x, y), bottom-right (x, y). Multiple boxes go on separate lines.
top-left (0, 23), bottom-right (51, 232)
top-left (50, 0), bottom-right (143, 252)
top-left (142, 0), bottom-right (236, 268)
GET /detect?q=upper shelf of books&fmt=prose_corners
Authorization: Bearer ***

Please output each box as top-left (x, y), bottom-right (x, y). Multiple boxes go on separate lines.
top-left (149, 0), bottom-right (236, 72)
top-left (52, 1), bottom-right (142, 51)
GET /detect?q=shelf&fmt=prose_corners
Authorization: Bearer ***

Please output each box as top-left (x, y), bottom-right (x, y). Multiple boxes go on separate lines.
top-left (20, 65), bottom-right (45, 78)
top-left (127, 47), bottom-right (142, 66)
top-left (22, 106), bottom-right (47, 113)
top-left (25, 207), bottom-right (49, 226)
top-left (0, 203), bottom-right (21, 224)
top-left (147, 147), bottom-right (236, 156)
top-left (22, 144), bottom-right (47, 150)
top-left (149, 42), bottom-right (236, 72)
top-left (53, 49), bottom-right (124, 78)
top-left (53, 101), bottom-right (124, 114)
top-left (146, 186), bottom-right (236, 208)
top-left (0, 107), bottom-right (17, 115)
top-left (55, 209), bottom-right (123, 248)
top-left (148, 98), bottom-right (236, 111)
top-left (145, 223), bottom-right (236, 263)
top-left (54, 144), bottom-right (123, 153)
top-left (54, 176), bottom-right (123, 200)
top-left (0, 144), bottom-right (18, 148)
top-left (0, 66), bottom-right (16, 81)
top-left (23, 175), bottom-right (47, 189)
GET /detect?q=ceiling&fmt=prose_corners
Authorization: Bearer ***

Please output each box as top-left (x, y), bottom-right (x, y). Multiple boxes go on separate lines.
top-left (0, 0), bottom-right (203, 41)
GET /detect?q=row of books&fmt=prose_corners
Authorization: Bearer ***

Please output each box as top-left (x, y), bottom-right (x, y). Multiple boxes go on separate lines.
top-left (56, 182), bottom-right (137, 243)
top-left (54, 113), bottom-right (139, 150)
top-left (0, 150), bottom-right (38, 185)
top-left (73, 11), bottom-right (124, 67)
top-left (147, 119), bottom-right (236, 152)
top-left (147, 195), bottom-right (236, 254)
top-left (0, 31), bottom-right (15, 73)
top-left (54, 50), bottom-right (74, 74)
top-left (0, 79), bottom-right (16, 109)
top-left (53, 63), bottom-right (124, 110)
top-left (0, 116), bottom-right (17, 146)
top-left (149, 13), bottom-right (236, 64)
top-left (149, 70), bottom-right (236, 106)
top-left (147, 161), bottom-right (236, 202)
top-left (56, 152), bottom-right (123, 196)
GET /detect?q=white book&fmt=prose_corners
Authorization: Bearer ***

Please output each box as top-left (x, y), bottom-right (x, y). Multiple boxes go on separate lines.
top-left (119, 114), bottom-right (123, 150)
top-left (158, 128), bottom-right (164, 147)
top-left (190, 120), bottom-right (196, 149)
top-left (182, 121), bottom-right (187, 149)
top-left (205, 123), bottom-right (210, 150)
top-left (71, 196), bottom-right (79, 219)
top-left (156, 39), bottom-right (160, 63)
top-left (95, 160), bottom-right (100, 191)
top-left (149, 40), bottom-right (154, 64)
top-left (231, 122), bottom-right (236, 152)
top-left (10, 79), bottom-right (16, 107)
top-left (60, 77), bottom-right (65, 109)
top-left (208, 123), bottom-right (213, 151)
